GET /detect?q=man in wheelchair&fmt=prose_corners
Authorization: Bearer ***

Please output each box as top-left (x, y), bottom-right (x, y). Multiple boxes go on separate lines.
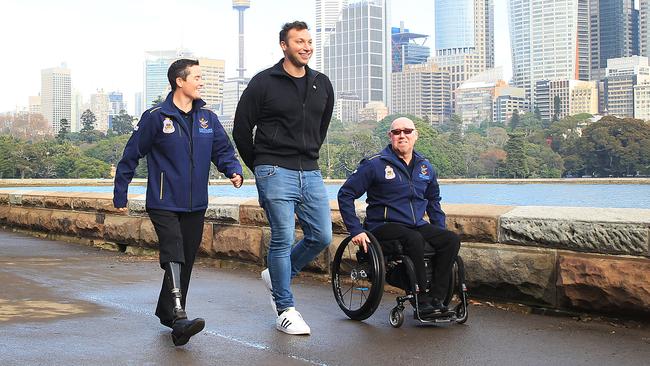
top-left (337, 117), bottom-right (461, 316)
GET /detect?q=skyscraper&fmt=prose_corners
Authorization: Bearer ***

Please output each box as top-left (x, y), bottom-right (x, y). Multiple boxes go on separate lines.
top-left (509, 0), bottom-right (590, 103)
top-left (324, 0), bottom-right (391, 107)
top-left (108, 91), bottom-right (126, 130)
top-left (435, 0), bottom-right (494, 74)
top-left (197, 58), bottom-right (226, 113)
top-left (91, 89), bottom-right (110, 133)
top-left (641, 0), bottom-right (650, 58)
top-left (434, 0), bottom-right (494, 112)
top-left (314, 0), bottom-right (348, 72)
top-left (391, 62), bottom-right (451, 125)
top-left (391, 22), bottom-right (430, 72)
top-left (591, 0), bottom-right (640, 81)
top-left (41, 64), bottom-right (71, 134)
top-left (144, 49), bottom-right (193, 108)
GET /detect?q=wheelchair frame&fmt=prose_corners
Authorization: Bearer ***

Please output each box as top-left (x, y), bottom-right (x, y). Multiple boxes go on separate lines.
top-left (331, 230), bottom-right (468, 328)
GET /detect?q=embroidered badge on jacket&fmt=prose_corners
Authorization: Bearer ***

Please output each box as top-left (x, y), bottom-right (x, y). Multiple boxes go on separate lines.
top-left (385, 165), bottom-right (395, 180)
top-left (199, 117), bottom-right (209, 129)
top-left (418, 164), bottom-right (429, 180)
top-left (162, 118), bottom-right (175, 134)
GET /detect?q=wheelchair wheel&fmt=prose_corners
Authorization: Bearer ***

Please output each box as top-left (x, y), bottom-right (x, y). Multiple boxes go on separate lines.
top-left (444, 256), bottom-right (468, 324)
top-left (331, 231), bottom-right (385, 321)
top-left (389, 306), bottom-right (404, 328)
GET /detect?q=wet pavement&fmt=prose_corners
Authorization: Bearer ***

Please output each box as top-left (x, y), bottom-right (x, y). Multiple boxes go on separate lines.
top-left (1, 229), bottom-right (649, 366)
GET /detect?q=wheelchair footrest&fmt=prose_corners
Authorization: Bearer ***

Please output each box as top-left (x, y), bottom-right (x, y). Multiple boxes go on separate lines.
top-left (415, 310), bottom-right (457, 322)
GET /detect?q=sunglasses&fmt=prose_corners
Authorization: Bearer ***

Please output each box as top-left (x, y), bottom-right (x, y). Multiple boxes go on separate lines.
top-left (390, 128), bottom-right (415, 136)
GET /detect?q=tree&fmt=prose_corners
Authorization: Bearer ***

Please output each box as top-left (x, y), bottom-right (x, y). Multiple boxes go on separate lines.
top-left (151, 95), bottom-right (164, 106)
top-left (111, 110), bottom-right (135, 135)
top-left (509, 110), bottom-right (521, 130)
top-left (80, 109), bottom-right (99, 143)
top-left (57, 118), bottom-right (70, 141)
top-left (479, 148), bottom-right (507, 177)
top-left (552, 95), bottom-right (561, 124)
top-left (503, 133), bottom-right (528, 178)
top-left (576, 116), bottom-right (650, 176)
top-left (80, 109), bottom-right (96, 133)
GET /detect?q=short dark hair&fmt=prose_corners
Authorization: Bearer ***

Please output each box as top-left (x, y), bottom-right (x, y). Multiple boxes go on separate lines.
top-left (279, 21), bottom-right (309, 43)
top-left (167, 58), bottom-right (199, 91)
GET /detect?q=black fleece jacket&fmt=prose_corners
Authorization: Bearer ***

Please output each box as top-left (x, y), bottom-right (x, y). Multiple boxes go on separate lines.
top-left (232, 59), bottom-right (335, 171)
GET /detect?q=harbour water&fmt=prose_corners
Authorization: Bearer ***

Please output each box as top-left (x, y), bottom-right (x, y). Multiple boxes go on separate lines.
top-left (2, 183), bottom-right (650, 209)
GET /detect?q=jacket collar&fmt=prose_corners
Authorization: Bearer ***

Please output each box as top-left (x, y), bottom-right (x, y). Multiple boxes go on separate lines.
top-left (380, 144), bottom-right (425, 173)
top-left (159, 91), bottom-right (206, 116)
top-left (269, 58), bottom-right (319, 84)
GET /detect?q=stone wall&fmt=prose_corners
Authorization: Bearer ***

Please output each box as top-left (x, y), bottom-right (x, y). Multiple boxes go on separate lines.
top-left (0, 189), bottom-right (649, 318)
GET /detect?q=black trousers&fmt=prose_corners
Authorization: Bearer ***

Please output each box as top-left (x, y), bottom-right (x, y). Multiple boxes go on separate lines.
top-left (371, 223), bottom-right (461, 300)
top-left (147, 208), bottom-right (206, 325)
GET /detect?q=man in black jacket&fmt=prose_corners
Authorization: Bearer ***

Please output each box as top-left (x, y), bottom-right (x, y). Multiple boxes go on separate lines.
top-left (233, 21), bottom-right (334, 335)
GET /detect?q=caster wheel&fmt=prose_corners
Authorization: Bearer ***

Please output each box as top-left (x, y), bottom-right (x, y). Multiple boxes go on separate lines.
top-left (389, 307), bottom-right (404, 328)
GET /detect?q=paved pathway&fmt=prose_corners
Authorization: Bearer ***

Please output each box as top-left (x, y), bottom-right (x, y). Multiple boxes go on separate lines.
top-left (1, 230), bottom-right (648, 366)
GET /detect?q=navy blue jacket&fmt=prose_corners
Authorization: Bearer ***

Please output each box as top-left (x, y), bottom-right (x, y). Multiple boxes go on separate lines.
top-left (113, 92), bottom-right (242, 212)
top-left (337, 145), bottom-right (446, 237)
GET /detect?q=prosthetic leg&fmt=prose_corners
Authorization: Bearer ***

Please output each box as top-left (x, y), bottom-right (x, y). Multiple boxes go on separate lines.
top-left (165, 262), bottom-right (205, 346)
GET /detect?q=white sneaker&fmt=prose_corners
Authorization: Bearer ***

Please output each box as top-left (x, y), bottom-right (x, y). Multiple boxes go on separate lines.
top-left (261, 268), bottom-right (277, 314)
top-left (276, 307), bottom-right (311, 335)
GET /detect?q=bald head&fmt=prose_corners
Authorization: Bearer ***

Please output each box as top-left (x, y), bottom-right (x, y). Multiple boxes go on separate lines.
top-left (390, 117), bottom-right (416, 131)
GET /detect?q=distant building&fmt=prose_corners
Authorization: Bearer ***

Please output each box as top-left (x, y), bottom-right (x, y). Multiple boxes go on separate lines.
top-left (391, 62), bottom-right (451, 125)
top-left (28, 96), bottom-right (41, 114)
top-left (634, 81), bottom-right (650, 120)
top-left (41, 64), bottom-right (71, 134)
top-left (144, 49), bottom-right (193, 108)
top-left (198, 58), bottom-right (226, 113)
top-left (534, 80), bottom-right (598, 123)
top-left (604, 56), bottom-right (650, 118)
top-left (493, 89), bottom-right (527, 126)
top-left (108, 91), bottom-right (126, 130)
top-left (391, 22), bottom-right (429, 72)
top-left (509, 0), bottom-right (590, 102)
top-left (591, 0), bottom-right (640, 81)
top-left (334, 92), bottom-right (363, 123)
top-left (91, 89), bottom-right (110, 133)
top-left (359, 101), bottom-right (388, 122)
top-left (134, 92), bottom-right (143, 117)
top-left (314, 0), bottom-right (348, 72)
top-left (324, 0), bottom-right (391, 106)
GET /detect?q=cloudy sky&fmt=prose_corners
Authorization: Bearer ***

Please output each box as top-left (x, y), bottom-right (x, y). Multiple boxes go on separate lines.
top-left (0, 0), bottom-right (510, 114)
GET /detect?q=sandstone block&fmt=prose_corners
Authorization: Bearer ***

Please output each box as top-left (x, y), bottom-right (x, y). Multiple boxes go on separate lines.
top-left (500, 206), bottom-right (650, 256)
top-left (239, 199), bottom-right (268, 226)
top-left (139, 219), bottom-right (159, 247)
top-left (50, 211), bottom-right (79, 235)
top-left (205, 197), bottom-right (249, 223)
top-left (557, 253), bottom-right (650, 316)
top-left (444, 204), bottom-right (514, 243)
top-left (74, 212), bottom-right (104, 238)
top-left (210, 225), bottom-right (263, 264)
top-left (104, 215), bottom-right (142, 244)
top-left (460, 242), bottom-right (557, 306)
top-left (198, 223), bottom-right (213, 255)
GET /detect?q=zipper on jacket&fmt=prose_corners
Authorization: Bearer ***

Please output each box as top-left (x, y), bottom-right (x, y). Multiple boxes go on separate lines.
top-left (159, 172), bottom-right (164, 200)
top-left (189, 120), bottom-right (194, 210)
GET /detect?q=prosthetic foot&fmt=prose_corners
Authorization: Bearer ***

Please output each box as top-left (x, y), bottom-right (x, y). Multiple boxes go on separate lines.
top-left (164, 262), bottom-right (205, 346)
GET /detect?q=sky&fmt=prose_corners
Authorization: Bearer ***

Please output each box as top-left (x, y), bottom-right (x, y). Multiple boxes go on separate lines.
top-left (0, 0), bottom-right (510, 114)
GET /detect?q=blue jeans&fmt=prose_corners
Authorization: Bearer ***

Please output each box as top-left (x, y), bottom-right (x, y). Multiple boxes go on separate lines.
top-left (255, 165), bottom-right (332, 311)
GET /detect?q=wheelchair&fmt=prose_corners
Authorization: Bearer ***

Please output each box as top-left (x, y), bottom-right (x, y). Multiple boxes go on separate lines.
top-left (331, 230), bottom-right (468, 328)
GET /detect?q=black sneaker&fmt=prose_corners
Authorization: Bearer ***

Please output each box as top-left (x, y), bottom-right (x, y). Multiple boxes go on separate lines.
top-left (417, 301), bottom-right (437, 315)
top-left (430, 298), bottom-right (448, 313)
top-left (171, 317), bottom-right (205, 346)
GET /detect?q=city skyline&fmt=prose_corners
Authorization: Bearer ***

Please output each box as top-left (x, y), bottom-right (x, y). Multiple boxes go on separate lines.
top-left (0, 0), bottom-right (512, 114)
